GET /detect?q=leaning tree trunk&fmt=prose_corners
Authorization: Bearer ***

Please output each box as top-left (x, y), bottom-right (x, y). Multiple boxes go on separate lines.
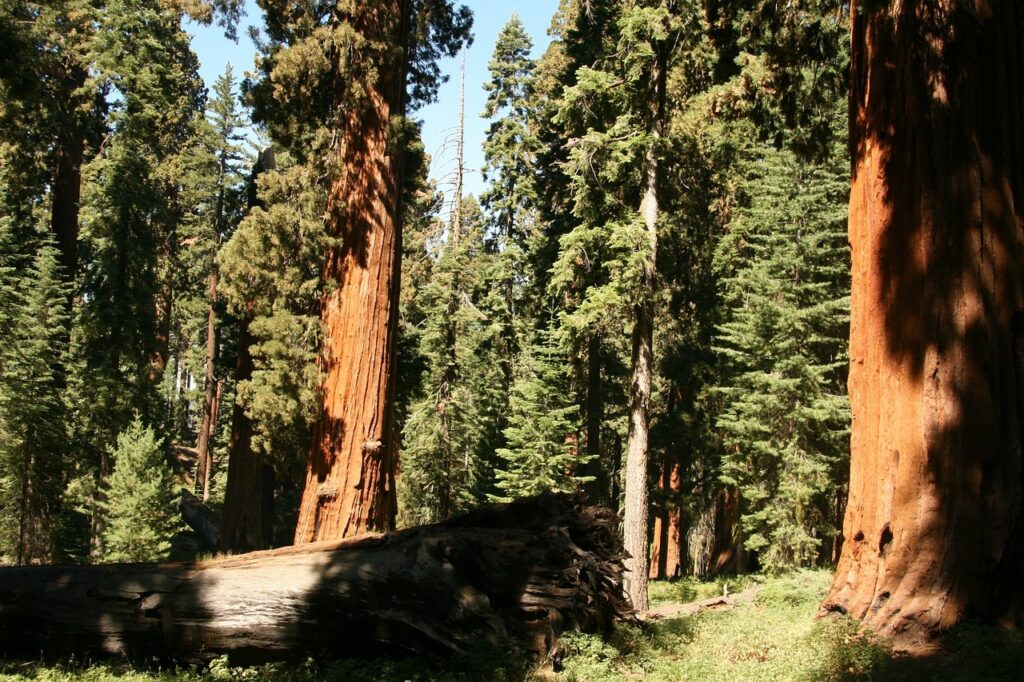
top-left (0, 495), bottom-right (632, 666)
top-left (293, 3), bottom-right (406, 543)
top-left (821, 0), bottom-right (1024, 648)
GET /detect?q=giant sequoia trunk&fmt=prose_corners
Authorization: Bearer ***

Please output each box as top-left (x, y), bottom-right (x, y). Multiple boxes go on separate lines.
top-left (50, 63), bottom-right (87, 286)
top-left (821, 0), bottom-right (1024, 647)
top-left (293, 3), bottom-right (405, 543)
top-left (220, 149), bottom-right (278, 553)
top-left (0, 495), bottom-right (632, 665)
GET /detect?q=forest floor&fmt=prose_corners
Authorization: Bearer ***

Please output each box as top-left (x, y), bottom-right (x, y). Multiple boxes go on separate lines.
top-left (3, 569), bottom-right (1022, 681)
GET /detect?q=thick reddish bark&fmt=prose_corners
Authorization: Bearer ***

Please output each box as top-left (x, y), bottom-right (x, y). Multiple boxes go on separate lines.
top-left (293, 4), bottom-right (406, 543)
top-left (220, 315), bottom-right (274, 553)
top-left (649, 461), bottom-right (683, 579)
top-left (821, 0), bottom-right (1024, 648)
top-left (196, 266), bottom-right (219, 502)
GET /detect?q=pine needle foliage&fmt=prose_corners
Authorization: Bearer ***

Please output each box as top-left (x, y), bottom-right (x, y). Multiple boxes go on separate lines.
top-left (712, 137), bottom-right (850, 572)
top-left (491, 324), bottom-right (586, 502)
top-left (98, 416), bottom-right (182, 563)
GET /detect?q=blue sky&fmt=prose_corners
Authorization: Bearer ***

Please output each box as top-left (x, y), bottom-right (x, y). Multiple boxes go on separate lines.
top-left (185, 1), bottom-right (559, 200)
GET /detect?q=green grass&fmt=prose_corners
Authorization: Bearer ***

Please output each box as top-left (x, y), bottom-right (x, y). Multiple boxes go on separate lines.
top-left (5, 570), bottom-right (1024, 681)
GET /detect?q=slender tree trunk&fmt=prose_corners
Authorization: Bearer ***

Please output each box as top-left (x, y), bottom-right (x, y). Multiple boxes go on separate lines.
top-left (821, 0), bottom-right (1024, 648)
top-left (293, 4), bottom-right (407, 543)
top-left (622, 37), bottom-right (667, 611)
top-left (196, 266), bottom-right (219, 502)
top-left (582, 334), bottom-right (606, 503)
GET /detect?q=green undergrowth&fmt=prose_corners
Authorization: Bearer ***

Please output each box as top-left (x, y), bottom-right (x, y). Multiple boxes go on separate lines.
top-left (4, 570), bottom-right (1023, 681)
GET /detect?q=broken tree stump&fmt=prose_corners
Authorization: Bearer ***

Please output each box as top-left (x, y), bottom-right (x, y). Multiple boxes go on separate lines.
top-left (0, 493), bottom-right (632, 664)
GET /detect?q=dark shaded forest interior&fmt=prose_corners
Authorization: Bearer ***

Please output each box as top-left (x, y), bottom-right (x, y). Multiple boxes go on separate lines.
top-left (1, 0), bottom-right (1023, 679)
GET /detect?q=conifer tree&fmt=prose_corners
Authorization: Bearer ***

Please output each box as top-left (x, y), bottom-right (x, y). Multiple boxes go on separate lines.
top-left (70, 0), bottom-right (208, 553)
top-left (98, 416), bottom-right (181, 563)
top-left (190, 65), bottom-right (248, 501)
top-left (550, 0), bottom-right (679, 611)
top-left (0, 230), bottom-right (70, 564)
top-left (247, 0), bottom-right (472, 541)
top-left (492, 324), bottom-right (584, 501)
top-left (712, 138), bottom-right (850, 572)
top-left (401, 197), bottom-right (498, 523)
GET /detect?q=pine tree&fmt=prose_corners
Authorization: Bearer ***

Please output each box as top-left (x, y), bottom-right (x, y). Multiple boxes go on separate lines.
top-left (712, 138), bottom-right (850, 572)
top-left (98, 416), bottom-right (181, 563)
top-left (69, 0), bottom-right (208, 554)
top-left (478, 15), bottom-right (541, 471)
top-left (550, 0), bottom-right (680, 611)
top-left (400, 197), bottom-right (498, 523)
top-left (187, 65), bottom-right (248, 501)
top-left (0, 230), bottom-right (70, 564)
top-left (492, 324), bottom-right (584, 501)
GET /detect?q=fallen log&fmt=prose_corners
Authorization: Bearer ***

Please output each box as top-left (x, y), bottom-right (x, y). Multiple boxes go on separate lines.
top-left (178, 488), bottom-right (221, 551)
top-left (0, 493), bottom-right (632, 665)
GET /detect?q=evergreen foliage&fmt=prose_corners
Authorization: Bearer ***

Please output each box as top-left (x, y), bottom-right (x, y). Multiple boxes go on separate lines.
top-left (712, 138), bottom-right (850, 572)
top-left (0, 0), bottom-right (858, 582)
top-left (98, 416), bottom-right (181, 563)
top-left (0, 229), bottom-right (71, 564)
top-left (492, 324), bottom-right (585, 501)
top-left (400, 197), bottom-right (501, 522)
top-left (218, 157), bottom-right (326, 470)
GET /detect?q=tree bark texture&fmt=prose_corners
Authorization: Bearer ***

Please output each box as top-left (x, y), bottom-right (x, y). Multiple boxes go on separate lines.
top-left (195, 265), bottom-right (219, 502)
top-left (0, 494), bottom-right (632, 665)
top-left (582, 334), bottom-right (607, 504)
top-left (220, 149), bottom-right (278, 554)
top-left (220, 314), bottom-right (273, 554)
top-left (821, 0), bottom-right (1024, 648)
top-left (622, 45), bottom-right (666, 612)
top-left (293, 3), bottom-right (405, 543)
top-left (649, 462), bottom-right (683, 579)
top-left (50, 63), bottom-right (87, 285)
top-left (178, 489), bottom-right (221, 552)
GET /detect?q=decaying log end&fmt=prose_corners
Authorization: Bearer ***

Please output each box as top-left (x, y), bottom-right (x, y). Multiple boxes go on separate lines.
top-left (0, 492), bottom-right (634, 667)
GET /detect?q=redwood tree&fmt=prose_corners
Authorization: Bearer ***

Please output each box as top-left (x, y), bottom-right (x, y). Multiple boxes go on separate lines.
top-left (822, 0), bottom-right (1024, 646)
top-left (248, 0), bottom-right (471, 542)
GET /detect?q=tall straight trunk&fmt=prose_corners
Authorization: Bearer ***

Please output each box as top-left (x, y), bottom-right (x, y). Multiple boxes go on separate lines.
top-left (293, 3), bottom-right (407, 543)
top-left (196, 265), bottom-right (219, 502)
top-left (50, 63), bottom-right (87, 287)
top-left (821, 0), bottom-right (1024, 648)
top-left (221, 149), bottom-right (278, 554)
top-left (51, 133), bottom-right (83, 284)
top-left (622, 50), bottom-right (665, 612)
top-left (220, 314), bottom-right (273, 552)
top-left (582, 334), bottom-right (606, 503)
top-left (649, 461), bottom-right (682, 580)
